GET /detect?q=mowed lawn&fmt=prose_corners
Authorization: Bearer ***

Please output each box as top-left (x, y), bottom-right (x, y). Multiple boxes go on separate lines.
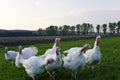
top-left (0, 36), bottom-right (120, 80)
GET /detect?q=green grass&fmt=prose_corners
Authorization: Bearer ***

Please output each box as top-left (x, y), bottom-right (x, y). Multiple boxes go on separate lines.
top-left (0, 37), bottom-right (120, 80)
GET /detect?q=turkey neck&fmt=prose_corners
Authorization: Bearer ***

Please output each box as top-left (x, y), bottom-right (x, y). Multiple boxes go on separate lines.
top-left (5, 49), bottom-right (8, 54)
top-left (93, 43), bottom-right (100, 55)
top-left (52, 38), bottom-right (60, 48)
top-left (93, 40), bottom-right (100, 50)
top-left (56, 49), bottom-right (60, 55)
top-left (93, 38), bottom-right (101, 55)
top-left (52, 42), bottom-right (59, 49)
top-left (94, 37), bottom-right (100, 47)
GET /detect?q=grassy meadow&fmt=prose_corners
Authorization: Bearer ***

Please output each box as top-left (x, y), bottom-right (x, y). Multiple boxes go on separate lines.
top-left (0, 36), bottom-right (120, 80)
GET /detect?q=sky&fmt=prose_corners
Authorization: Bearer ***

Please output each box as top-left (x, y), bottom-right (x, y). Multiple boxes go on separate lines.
top-left (0, 0), bottom-right (120, 30)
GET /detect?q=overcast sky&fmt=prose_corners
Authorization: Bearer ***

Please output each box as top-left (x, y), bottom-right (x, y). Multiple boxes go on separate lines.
top-left (0, 0), bottom-right (120, 30)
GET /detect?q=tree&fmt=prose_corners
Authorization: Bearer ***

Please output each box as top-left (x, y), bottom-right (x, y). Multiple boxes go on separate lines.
top-left (89, 24), bottom-right (94, 35)
top-left (62, 25), bottom-right (70, 35)
top-left (96, 25), bottom-right (100, 34)
top-left (81, 23), bottom-right (91, 35)
top-left (38, 28), bottom-right (46, 36)
top-left (87, 23), bottom-right (92, 35)
top-left (76, 24), bottom-right (81, 35)
top-left (109, 23), bottom-right (113, 34)
top-left (54, 26), bottom-right (59, 35)
top-left (117, 21), bottom-right (120, 34)
top-left (70, 26), bottom-right (75, 35)
top-left (81, 23), bottom-right (87, 35)
top-left (112, 23), bottom-right (116, 34)
top-left (58, 26), bottom-right (63, 36)
top-left (102, 24), bottom-right (107, 35)
top-left (109, 22), bottom-right (116, 34)
top-left (46, 25), bottom-right (58, 36)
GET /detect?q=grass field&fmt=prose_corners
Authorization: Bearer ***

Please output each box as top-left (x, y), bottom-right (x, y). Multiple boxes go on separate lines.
top-left (0, 36), bottom-right (120, 80)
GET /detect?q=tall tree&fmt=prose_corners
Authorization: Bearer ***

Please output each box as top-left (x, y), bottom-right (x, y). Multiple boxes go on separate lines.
top-left (109, 23), bottom-right (113, 34)
top-left (70, 26), bottom-right (75, 35)
top-left (76, 24), bottom-right (81, 35)
top-left (109, 22), bottom-right (116, 34)
top-left (81, 23), bottom-right (91, 35)
top-left (96, 25), bottom-right (100, 34)
top-left (89, 24), bottom-right (94, 35)
top-left (54, 26), bottom-right (59, 35)
top-left (102, 24), bottom-right (107, 35)
top-left (87, 23), bottom-right (91, 35)
top-left (117, 21), bottom-right (120, 34)
top-left (112, 22), bottom-right (116, 34)
top-left (81, 23), bottom-right (87, 35)
top-left (62, 25), bottom-right (70, 35)
top-left (46, 25), bottom-right (58, 36)
top-left (58, 26), bottom-right (63, 36)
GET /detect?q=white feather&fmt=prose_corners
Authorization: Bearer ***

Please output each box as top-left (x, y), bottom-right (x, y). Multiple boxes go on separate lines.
top-left (5, 51), bottom-right (17, 63)
top-left (62, 45), bottom-right (90, 79)
top-left (63, 48), bottom-right (86, 70)
top-left (15, 46), bottom-right (38, 68)
top-left (45, 47), bottom-right (62, 71)
top-left (83, 36), bottom-right (101, 71)
top-left (21, 56), bottom-right (47, 80)
top-left (21, 46), bottom-right (38, 59)
top-left (43, 38), bottom-right (62, 80)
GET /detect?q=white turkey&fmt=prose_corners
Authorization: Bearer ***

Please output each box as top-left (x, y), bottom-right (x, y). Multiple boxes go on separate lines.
top-left (63, 44), bottom-right (90, 79)
top-left (63, 44), bottom-right (91, 61)
top-left (43, 38), bottom-right (62, 80)
top-left (4, 47), bottom-right (17, 64)
top-left (15, 46), bottom-right (38, 68)
top-left (18, 46), bottom-right (55, 80)
top-left (84, 35), bottom-right (101, 71)
top-left (62, 44), bottom-right (91, 80)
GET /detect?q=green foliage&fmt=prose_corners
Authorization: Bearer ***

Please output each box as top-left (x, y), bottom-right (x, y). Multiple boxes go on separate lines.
top-left (96, 25), bottom-right (100, 34)
top-left (102, 24), bottom-right (107, 34)
top-left (80, 23), bottom-right (94, 36)
top-left (117, 21), bottom-right (120, 34)
top-left (46, 25), bottom-right (59, 36)
top-left (70, 26), bottom-right (75, 35)
top-left (76, 24), bottom-right (81, 35)
top-left (0, 37), bottom-right (120, 80)
top-left (109, 22), bottom-right (117, 34)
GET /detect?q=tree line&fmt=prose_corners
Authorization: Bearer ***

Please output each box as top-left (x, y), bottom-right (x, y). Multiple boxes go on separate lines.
top-left (38, 23), bottom-right (94, 36)
top-left (38, 21), bottom-right (120, 36)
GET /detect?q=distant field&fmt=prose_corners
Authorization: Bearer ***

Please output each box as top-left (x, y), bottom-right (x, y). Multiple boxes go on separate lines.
top-left (0, 36), bottom-right (120, 80)
top-left (0, 36), bottom-right (96, 47)
top-left (0, 35), bottom-right (119, 47)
